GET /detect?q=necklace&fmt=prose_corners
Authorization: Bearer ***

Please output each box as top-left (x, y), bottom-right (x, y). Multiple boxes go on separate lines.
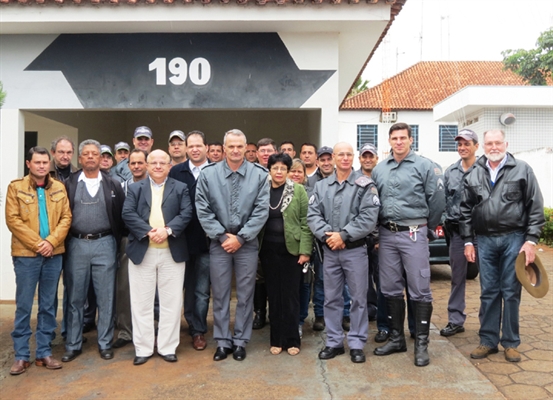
top-left (269, 186), bottom-right (285, 210)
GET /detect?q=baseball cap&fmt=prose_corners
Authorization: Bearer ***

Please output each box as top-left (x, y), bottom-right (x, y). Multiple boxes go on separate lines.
top-left (360, 143), bottom-right (377, 156)
top-left (114, 142), bottom-right (130, 152)
top-left (134, 126), bottom-right (153, 139)
top-left (168, 130), bottom-right (185, 143)
top-left (317, 146), bottom-right (333, 158)
top-left (100, 145), bottom-right (113, 157)
top-left (455, 129), bottom-right (478, 143)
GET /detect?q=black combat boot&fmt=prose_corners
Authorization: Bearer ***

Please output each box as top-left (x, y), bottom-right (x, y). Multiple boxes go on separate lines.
top-left (252, 282), bottom-right (267, 330)
top-left (374, 296), bottom-right (407, 356)
top-left (413, 301), bottom-right (433, 367)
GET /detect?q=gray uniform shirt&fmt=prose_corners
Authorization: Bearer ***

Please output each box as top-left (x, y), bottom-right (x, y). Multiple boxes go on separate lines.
top-left (307, 170), bottom-right (380, 243)
top-left (444, 158), bottom-right (477, 222)
top-left (371, 150), bottom-right (445, 230)
top-left (195, 159), bottom-right (270, 243)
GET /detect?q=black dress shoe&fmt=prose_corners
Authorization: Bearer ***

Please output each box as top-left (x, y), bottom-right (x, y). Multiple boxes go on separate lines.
top-left (112, 338), bottom-right (132, 349)
top-left (232, 346), bottom-right (246, 361)
top-left (350, 349), bottom-right (366, 363)
top-left (99, 349), bottom-right (114, 360)
top-left (133, 356), bottom-right (151, 366)
top-left (318, 346), bottom-right (345, 360)
top-left (82, 323), bottom-right (96, 333)
top-left (440, 323), bottom-right (465, 337)
top-left (213, 347), bottom-right (233, 361)
top-left (375, 330), bottom-right (390, 343)
top-left (158, 353), bottom-right (178, 362)
top-left (252, 311), bottom-right (266, 330)
top-left (61, 349), bottom-right (82, 362)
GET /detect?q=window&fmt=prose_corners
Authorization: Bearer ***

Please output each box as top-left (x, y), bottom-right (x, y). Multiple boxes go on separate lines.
top-left (357, 125), bottom-right (378, 151)
top-left (410, 125), bottom-right (419, 151)
top-left (439, 125), bottom-right (458, 152)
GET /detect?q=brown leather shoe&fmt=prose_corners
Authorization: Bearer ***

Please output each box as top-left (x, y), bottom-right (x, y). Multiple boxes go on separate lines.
top-left (36, 356), bottom-right (63, 370)
top-left (10, 360), bottom-right (31, 375)
top-left (193, 334), bottom-right (207, 351)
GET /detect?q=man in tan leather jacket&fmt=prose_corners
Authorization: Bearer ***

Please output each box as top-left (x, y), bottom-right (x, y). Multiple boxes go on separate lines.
top-left (5, 146), bottom-right (72, 375)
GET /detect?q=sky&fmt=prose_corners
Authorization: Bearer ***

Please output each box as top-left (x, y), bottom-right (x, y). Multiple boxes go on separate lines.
top-left (362, 0), bottom-right (553, 86)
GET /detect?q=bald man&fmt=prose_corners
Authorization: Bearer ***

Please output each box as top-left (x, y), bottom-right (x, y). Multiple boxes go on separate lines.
top-left (122, 150), bottom-right (193, 365)
top-left (307, 142), bottom-right (380, 364)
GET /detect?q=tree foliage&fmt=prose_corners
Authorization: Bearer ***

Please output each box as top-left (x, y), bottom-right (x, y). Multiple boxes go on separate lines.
top-left (0, 81), bottom-right (6, 108)
top-left (348, 77), bottom-right (370, 97)
top-left (502, 28), bottom-right (553, 85)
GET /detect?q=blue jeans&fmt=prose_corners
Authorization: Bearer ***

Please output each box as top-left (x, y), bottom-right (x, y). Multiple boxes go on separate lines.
top-left (12, 255), bottom-right (62, 360)
top-left (65, 236), bottom-right (117, 351)
top-left (184, 251), bottom-right (211, 336)
top-left (477, 231), bottom-right (524, 349)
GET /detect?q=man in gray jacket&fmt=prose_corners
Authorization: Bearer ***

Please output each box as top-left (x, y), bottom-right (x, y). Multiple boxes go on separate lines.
top-left (371, 122), bottom-right (445, 367)
top-left (440, 129), bottom-right (479, 337)
top-left (196, 129), bottom-right (269, 362)
top-left (461, 129), bottom-right (544, 363)
top-left (307, 142), bottom-right (379, 364)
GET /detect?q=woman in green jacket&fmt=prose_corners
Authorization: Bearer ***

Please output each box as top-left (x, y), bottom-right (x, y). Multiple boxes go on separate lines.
top-left (260, 153), bottom-right (313, 356)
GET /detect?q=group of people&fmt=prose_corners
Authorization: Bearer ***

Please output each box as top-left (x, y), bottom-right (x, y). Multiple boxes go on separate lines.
top-left (6, 122), bottom-right (544, 376)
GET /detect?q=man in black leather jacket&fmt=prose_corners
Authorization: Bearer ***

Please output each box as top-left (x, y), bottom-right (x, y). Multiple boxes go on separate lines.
top-left (460, 129), bottom-right (544, 363)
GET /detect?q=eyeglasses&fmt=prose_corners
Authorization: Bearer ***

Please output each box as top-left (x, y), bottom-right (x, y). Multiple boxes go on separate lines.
top-left (270, 166), bottom-right (288, 172)
top-left (258, 149), bottom-right (275, 155)
top-left (148, 162), bottom-right (169, 167)
top-left (484, 141), bottom-right (505, 147)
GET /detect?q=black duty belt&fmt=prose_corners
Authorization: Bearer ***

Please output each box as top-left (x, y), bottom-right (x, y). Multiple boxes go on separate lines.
top-left (345, 239), bottom-right (366, 249)
top-left (72, 230), bottom-right (112, 240)
top-left (383, 222), bottom-right (427, 232)
top-left (445, 220), bottom-right (460, 233)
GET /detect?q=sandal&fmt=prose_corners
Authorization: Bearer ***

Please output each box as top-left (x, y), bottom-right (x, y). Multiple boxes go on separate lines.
top-left (287, 347), bottom-right (300, 356)
top-left (270, 347), bottom-right (282, 355)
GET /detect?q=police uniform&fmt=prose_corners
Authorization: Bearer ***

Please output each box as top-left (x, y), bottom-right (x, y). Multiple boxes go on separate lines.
top-left (195, 159), bottom-right (269, 354)
top-left (371, 150), bottom-right (445, 366)
top-left (443, 158), bottom-right (477, 331)
top-left (307, 171), bottom-right (379, 353)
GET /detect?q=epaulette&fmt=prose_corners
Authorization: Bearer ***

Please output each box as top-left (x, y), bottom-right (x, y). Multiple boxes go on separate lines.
top-left (354, 175), bottom-right (373, 188)
top-left (9, 178), bottom-right (24, 184)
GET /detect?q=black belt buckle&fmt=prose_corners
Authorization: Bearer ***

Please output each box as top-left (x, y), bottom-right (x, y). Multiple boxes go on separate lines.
top-left (388, 222), bottom-right (399, 233)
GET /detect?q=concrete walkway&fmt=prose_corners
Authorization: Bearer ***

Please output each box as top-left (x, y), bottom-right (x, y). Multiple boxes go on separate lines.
top-left (2, 245), bottom-right (551, 399)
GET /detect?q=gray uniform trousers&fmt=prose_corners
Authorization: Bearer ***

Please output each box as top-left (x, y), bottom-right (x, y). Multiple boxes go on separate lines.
top-left (447, 231), bottom-right (468, 326)
top-left (379, 226), bottom-right (433, 303)
top-left (65, 235), bottom-right (117, 351)
top-left (323, 245), bottom-right (369, 349)
top-left (116, 236), bottom-right (132, 341)
top-left (209, 239), bottom-right (258, 348)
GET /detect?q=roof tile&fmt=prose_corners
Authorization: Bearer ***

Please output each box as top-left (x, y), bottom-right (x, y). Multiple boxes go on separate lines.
top-left (341, 61), bottom-right (535, 110)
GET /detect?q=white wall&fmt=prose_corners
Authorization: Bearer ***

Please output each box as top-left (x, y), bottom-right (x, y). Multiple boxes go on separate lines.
top-left (339, 109), bottom-right (459, 170)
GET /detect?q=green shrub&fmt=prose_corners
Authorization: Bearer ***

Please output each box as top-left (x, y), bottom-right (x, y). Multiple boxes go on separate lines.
top-left (541, 207), bottom-right (553, 246)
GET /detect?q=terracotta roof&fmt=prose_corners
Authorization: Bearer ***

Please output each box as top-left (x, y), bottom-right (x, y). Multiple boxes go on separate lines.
top-left (341, 61), bottom-right (531, 111)
top-left (0, 0), bottom-right (402, 6)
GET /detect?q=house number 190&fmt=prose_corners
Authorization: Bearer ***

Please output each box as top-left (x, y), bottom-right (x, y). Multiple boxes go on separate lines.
top-left (148, 57), bottom-right (211, 86)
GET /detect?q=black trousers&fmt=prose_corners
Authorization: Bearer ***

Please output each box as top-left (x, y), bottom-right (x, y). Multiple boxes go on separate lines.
top-left (260, 240), bottom-right (301, 349)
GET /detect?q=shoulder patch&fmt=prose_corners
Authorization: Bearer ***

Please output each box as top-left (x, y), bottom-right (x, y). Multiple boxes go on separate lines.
top-left (370, 186), bottom-right (378, 195)
top-left (308, 195), bottom-right (315, 205)
top-left (373, 195), bottom-right (381, 207)
top-left (434, 167), bottom-right (442, 176)
top-left (437, 177), bottom-right (445, 191)
top-left (355, 175), bottom-right (372, 188)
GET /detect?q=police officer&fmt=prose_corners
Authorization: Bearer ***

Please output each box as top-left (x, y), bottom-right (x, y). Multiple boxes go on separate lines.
top-left (440, 129), bottom-right (479, 337)
top-left (372, 122), bottom-right (445, 367)
top-left (307, 142), bottom-right (379, 364)
top-left (195, 129), bottom-right (269, 362)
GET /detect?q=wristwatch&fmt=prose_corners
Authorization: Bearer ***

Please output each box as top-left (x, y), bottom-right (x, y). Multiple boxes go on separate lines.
top-left (165, 227), bottom-right (173, 236)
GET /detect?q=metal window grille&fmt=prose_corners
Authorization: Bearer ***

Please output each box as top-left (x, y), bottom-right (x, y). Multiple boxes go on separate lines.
top-left (439, 125), bottom-right (458, 152)
top-left (411, 125), bottom-right (419, 151)
top-left (357, 125), bottom-right (378, 151)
